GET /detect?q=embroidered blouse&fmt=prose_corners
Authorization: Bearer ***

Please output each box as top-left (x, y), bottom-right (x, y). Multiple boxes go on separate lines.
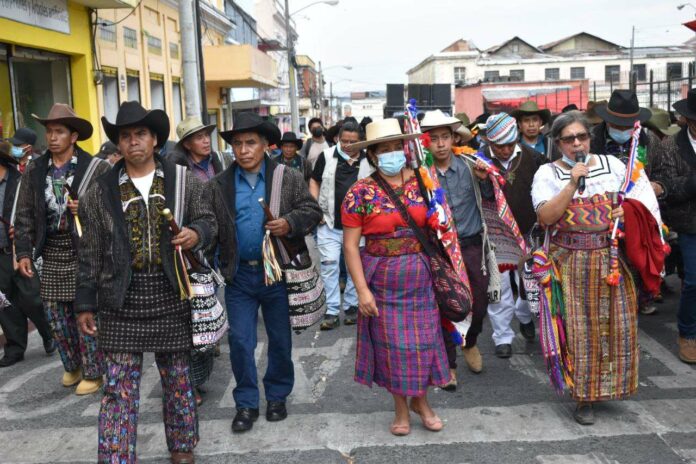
top-left (45, 155), bottom-right (77, 234)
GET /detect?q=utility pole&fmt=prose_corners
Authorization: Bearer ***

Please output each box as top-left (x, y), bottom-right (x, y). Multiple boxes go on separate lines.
top-left (329, 81), bottom-right (333, 125)
top-left (284, 0), bottom-right (300, 133)
top-left (318, 61), bottom-right (325, 122)
top-left (179, 0), bottom-right (201, 118)
top-left (194, 0), bottom-right (209, 124)
top-left (629, 25), bottom-right (636, 91)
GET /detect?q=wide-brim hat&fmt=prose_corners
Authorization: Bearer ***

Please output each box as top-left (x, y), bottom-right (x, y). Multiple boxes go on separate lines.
top-left (350, 118), bottom-right (421, 151)
top-left (595, 89), bottom-right (651, 126)
top-left (455, 125), bottom-right (474, 143)
top-left (220, 112), bottom-right (281, 146)
top-left (102, 101), bottom-right (170, 148)
top-left (510, 101), bottom-right (551, 125)
top-left (645, 107), bottom-right (680, 136)
top-left (32, 103), bottom-right (93, 141)
top-left (584, 100), bottom-right (607, 124)
top-left (420, 109), bottom-right (462, 133)
top-left (0, 140), bottom-right (19, 165)
top-left (175, 116), bottom-right (216, 148)
top-left (673, 88), bottom-right (696, 122)
top-left (279, 131), bottom-right (303, 149)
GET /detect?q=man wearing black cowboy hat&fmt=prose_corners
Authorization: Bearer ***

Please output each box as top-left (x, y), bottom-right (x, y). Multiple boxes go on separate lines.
top-left (273, 131), bottom-right (312, 183)
top-left (170, 116), bottom-right (233, 182)
top-left (0, 140), bottom-right (54, 368)
top-left (591, 89), bottom-right (660, 316)
top-left (511, 101), bottom-right (553, 157)
top-left (74, 101), bottom-right (216, 464)
top-left (652, 88), bottom-right (696, 365)
top-left (14, 103), bottom-right (109, 394)
top-left (205, 112), bottom-right (321, 433)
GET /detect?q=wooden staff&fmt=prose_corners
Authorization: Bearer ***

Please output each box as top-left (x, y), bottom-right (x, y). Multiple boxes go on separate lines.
top-left (258, 198), bottom-right (300, 264)
top-left (161, 208), bottom-right (202, 271)
top-left (63, 183), bottom-right (83, 237)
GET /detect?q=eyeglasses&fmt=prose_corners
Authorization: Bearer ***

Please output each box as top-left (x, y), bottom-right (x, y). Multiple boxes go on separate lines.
top-left (558, 132), bottom-right (590, 144)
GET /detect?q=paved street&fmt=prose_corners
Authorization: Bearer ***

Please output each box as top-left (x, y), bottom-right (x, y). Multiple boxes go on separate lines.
top-left (1, 277), bottom-right (695, 464)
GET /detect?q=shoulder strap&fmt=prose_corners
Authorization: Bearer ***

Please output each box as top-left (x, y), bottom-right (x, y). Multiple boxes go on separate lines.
top-left (9, 179), bottom-right (21, 224)
top-left (269, 165), bottom-right (291, 264)
top-left (370, 173), bottom-right (439, 257)
top-left (173, 165), bottom-right (187, 226)
top-left (77, 157), bottom-right (103, 197)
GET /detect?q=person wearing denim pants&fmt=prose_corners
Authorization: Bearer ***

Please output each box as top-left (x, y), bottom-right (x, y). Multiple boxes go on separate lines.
top-left (309, 121), bottom-right (374, 330)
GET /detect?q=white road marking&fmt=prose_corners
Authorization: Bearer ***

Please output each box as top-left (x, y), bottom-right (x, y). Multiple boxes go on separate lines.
top-left (638, 330), bottom-right (696, 389)
top-left (536, 453), bottom-right (619, 464)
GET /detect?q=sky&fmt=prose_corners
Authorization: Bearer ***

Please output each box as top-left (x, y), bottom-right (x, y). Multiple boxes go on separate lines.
top-left (291, 0), bottom-right (696, 95)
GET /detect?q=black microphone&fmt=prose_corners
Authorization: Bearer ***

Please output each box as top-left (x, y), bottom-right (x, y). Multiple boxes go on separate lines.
top-left (575, 151), bottom-right (586, 194)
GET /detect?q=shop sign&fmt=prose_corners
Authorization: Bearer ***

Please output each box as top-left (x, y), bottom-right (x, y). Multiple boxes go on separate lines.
top-left (0, 0), bottom-right (70, 34)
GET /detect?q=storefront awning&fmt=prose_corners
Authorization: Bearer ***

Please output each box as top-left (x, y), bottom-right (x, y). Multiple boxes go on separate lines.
top-left (203, 44), bottom-right (278, 89)
top-left (72, 0), bottom-right (139, 7)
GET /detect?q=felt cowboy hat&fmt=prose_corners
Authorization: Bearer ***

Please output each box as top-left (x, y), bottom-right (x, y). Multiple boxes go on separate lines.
top-left (455, 112), bottom-right (471, 126)
top-left (102, 101), bottom-right (170, 148)
top-left (279, 131), bottom-right (303, 149)
top-left (219, 112), bottom-right (281, 146)
top-left (0, 140), bottom-right (19, 165)
top-left (455, 125), bottom-right (474, 143)
top-left (420, 109), bottom-right (462, 132)
top-left (595, 90), bottom-right (651, 126)
top-left (673, 88), bottom-right (696, 121)
top-left (510, 101), bottom-right (551, 126)
top-left (349, 118), bottom-right (421, 151)
top-left (32, 103), bottom-right (93, 141)
top-left (584, 100), bottom-right (607, 125)
top-left (175, 116), bottom-right (216, 148)
top-left (645, 107), bottom-right (680, 137)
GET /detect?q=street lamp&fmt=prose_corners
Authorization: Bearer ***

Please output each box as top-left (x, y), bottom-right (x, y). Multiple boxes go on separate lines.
top-left (678, 3), bottom-right (696, 11)
top-left (285, 0), bottom-right (340, 133)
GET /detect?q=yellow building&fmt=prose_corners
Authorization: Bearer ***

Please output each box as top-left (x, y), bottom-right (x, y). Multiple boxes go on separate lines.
top-left (0, 0), bottom-right (137, 154)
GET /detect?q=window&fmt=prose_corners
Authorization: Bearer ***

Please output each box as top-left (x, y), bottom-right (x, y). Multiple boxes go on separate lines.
top-left (98, 20), bottom-right (116, 42)
top-left (169, 42), bottom-right (180, 60)
top-left (605, 65), bottom-right (620, 82)
top-left (632, 64), bottom-right (647, 82)
top-left (454, 66), bottom-right (466, 83)
top-left (172, 81), bottom-right (183, 126)
top-left (509, 69), bottom-right (525, 81)
top-left (147, 35), bottom-right (162, 56)
top-left (483, 70), bottom-right (500, 82)
top-left (123, 27), bottom-right (137, 49)
top-left (150, 76), bottom-right (165, 111)
top-left (127, 72), bottom-right (140, 102)
top-left (545, 68), bottom-right (560, 80)
top-left (570, 67), bottom-right (585, 79)
top-left (102, 74), bottom-right (120, 122)
top-left (667, 62), bottom-right (683, 80)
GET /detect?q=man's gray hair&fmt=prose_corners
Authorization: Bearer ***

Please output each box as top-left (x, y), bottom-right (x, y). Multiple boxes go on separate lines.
top-left (551, 110), bottom-right (591, 141)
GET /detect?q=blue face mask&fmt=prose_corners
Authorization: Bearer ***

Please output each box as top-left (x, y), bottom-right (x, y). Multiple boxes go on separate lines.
top-left (608, 127), bottom-right (632, 145)
top-left (336, 142), bottom-right (351, 161)
top-left (377, 150), bottom-right (406, 176)
top-left (562, 155), bottom-right (577, 167)
top-left (10, 146), bottom-right (24, 159)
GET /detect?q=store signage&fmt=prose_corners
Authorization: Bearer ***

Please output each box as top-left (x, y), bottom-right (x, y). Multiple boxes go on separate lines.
top-left (0, 0), bottom-right (70, 34)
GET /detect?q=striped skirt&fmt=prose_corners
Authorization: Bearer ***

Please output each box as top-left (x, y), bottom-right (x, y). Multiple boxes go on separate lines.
top-left (355, 231), bottom-right (449, 397)
top-left (550, 244), bottom-right (639, 402)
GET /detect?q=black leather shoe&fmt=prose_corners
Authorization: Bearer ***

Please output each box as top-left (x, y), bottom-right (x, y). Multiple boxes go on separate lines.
top-left (231, 408), bottom-right (259, 433)
top-left (44, 338), bottom-right (57, 355)
top-left (573, 403), bottom-right (595, 425)
top-left (266, 401), bottom-right (287, 422)
top-left (320, 315), bottom-right (340, 331)
top-left (520, 321), bottom-right (536, 342)
top-left (495, 344), bottom-right (512, 359)
top-left (343, 307), bottom-right (358, 326)
top-left (0, 354), bottom-right (23, 367)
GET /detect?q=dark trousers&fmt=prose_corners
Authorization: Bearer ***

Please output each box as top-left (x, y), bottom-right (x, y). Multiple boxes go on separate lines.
top-left (225, 263), bottom-right (294, 409)
top-left (0, 253), bottom-right (51, 358)
top-left (678, 233), bottom-right (696, 339)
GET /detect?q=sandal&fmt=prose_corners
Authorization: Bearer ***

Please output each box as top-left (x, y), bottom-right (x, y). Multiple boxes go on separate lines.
top-left (410, 403), bottom-right (444, 432)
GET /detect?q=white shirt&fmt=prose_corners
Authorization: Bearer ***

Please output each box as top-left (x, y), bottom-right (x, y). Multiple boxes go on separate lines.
top-left (489, 145), bottom-right (521, 170)
top-left (131, 170), bottom-right (156, 206)
top-left (688, 129), bottom-right (696, 155)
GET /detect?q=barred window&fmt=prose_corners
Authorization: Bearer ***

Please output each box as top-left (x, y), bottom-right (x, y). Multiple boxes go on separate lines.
top-left (169, 42), bottom-right (180, 59)
top-left (545, 68), bottom-right (560, 80)
top-left (123, 27), bottom-right (138, 49)
top-left (147, 35), bottom-right (162, 56)
top-left (99, 20), bottom-right (116, 42)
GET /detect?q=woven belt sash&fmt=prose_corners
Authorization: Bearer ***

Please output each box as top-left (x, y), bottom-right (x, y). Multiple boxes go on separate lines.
top-left (365, 236), bottom-right (423, 257)
top-left (551, 231), bottom-right (610, 250)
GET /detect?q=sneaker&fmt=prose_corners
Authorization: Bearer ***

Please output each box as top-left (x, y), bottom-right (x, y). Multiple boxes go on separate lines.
top-left (461, 346), bottom-right (483, 373)
top-left (678, 337), bottom-right (696, 364)
top-left (320, 314), bottom-right (340, 331)
top-left (519, 320), bottom-right (536, 341)
top-left (343, 307), bottom-right (358, 325)
top-left (640, 304), bottom-right (658, 315)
